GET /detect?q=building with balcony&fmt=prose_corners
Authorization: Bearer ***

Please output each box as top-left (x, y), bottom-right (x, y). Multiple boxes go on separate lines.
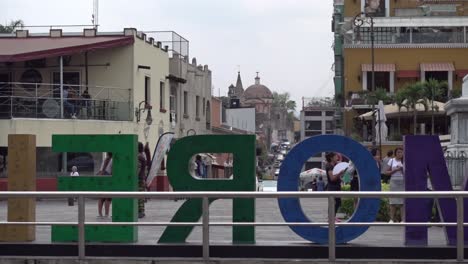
top-left (333, 0), bottom-right (468, 140)
top-left (300, 97), bottom-right (336, 169)
top-left (0, 28), bottom-right (172, 180)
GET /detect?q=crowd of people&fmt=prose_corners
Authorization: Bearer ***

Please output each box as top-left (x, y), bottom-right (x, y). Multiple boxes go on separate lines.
top-left (322, 148), bottom-right (405, 223)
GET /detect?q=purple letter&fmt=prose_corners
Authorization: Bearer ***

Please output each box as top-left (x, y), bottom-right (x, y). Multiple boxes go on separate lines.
top-left (405, 135), bottom-right (468, 245)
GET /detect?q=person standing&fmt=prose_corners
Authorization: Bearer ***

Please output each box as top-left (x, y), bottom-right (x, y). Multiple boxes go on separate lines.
top-left (325, 152), bottom-right (346, 220)
top-left (68, 166), bottom-right (79, 206)
top-left (137, 142), bottom-right (147, 218)
top-left (381, 150), bottom-right (394, 183)
top-left (387, 147), bottom-right (405, 223)
top-left (97, 152), bottom-right (112, 218)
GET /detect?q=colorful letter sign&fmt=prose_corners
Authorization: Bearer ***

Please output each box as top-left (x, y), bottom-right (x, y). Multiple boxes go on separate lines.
top-left (158, 135), bottom-right (256, 244)
top-left (405, 135), bottom-right (468, 246)
top-left (51, 135), bottom-right (138, 242)
top-left (277, 135), bottom-right (381, 244)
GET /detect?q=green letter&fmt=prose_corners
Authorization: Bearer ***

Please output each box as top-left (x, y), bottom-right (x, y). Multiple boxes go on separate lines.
top-left (158, 135), bottom-right (256, 244)
top-left (51, 135), bottom-right (137, 242)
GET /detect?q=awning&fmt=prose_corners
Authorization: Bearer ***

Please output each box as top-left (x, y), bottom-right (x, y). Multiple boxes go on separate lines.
top-left (397, 70), bottom-right (420, 78)
top-left (359, 100), bottom-right (446, 120)
top-left (0, 36), bottom-right (134, 62)
top-left (361, 64), bottom-right (396, 72)
top-left (456, 70), bottom-right (468, 78)
top-left (420, 63), bottom-right (455, 72)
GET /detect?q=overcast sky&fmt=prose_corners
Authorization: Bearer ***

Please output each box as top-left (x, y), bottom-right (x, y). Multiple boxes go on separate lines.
top-left (2, 0), bottom-right (335, 108)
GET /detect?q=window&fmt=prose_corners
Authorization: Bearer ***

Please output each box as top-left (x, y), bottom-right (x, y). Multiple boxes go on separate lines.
top-left (425, 71), bottom-right (449, 99)
top-left (305, 121), bottom-right (322, 131)
top-left (183, 91), bottom-right (188, 116)
top-left (203, 98), bottom-right (206, 115)
top-left (159, 81), bottom-right (165, 110)
top-left (305, 111), bottom-right (321, 117)
top-left (145, 76), bottom-right (151, 105)
top-left (170, 85), bottom-right (177, 121)
top-left (326, 111), bottom-right (335, 116)
top-left (196, 95), bottom-right (200, 118)
top-left (326, 121), bottom-right (334, 131)
top-left (305, 131), bottom-right (322, 137)
top-left (367, 72), bottom-right (390, 92)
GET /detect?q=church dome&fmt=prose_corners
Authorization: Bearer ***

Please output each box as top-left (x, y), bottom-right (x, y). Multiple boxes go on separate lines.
top-left (243, 74), bottom-right (273, 100)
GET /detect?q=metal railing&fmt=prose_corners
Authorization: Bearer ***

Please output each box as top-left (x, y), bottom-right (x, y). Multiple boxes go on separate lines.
top-left (0, 82), bottom-right (132, 121)
top-left (0, 191), bottom-right (467, 261)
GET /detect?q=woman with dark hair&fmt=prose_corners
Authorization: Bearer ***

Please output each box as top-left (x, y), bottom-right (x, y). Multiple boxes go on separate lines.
top-left (325, 152), bottom-right (347, 219)
top-left (387, 147), bottom-right (405, 223)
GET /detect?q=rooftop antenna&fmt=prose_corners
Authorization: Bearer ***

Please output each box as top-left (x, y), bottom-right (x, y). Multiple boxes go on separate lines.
top-left (92, 0), bottom-right (99, 29)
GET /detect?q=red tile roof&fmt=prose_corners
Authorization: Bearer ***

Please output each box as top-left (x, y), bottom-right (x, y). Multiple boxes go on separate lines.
top-left (0, 36), bottom-right (134, 62)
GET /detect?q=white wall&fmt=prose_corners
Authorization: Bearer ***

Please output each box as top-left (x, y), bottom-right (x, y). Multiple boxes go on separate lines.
top-left (225, 108), bottom-right (256, 133)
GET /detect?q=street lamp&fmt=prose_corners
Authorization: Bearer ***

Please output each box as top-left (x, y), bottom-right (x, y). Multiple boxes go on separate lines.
top-left (353, 12), bottom-right (376, 147)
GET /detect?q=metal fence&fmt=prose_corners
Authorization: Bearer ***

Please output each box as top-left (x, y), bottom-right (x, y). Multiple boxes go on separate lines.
top-left (0, 82), bottom-right (132, 121)
top-left (0, 191), bottom-right (467, 261)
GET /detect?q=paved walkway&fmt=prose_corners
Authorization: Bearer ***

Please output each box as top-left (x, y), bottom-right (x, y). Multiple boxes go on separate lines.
top-left (0, 198), bottom-right (447, 246)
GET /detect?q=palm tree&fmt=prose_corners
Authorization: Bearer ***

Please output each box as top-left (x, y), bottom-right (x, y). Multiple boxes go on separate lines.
top-left (0, 20), bottom-right (24, 33)
top-left (423, 79), bottom-right (444, 135)
top-left (400, 82), bottom-right (428, 135)
top-left (393, 89), bottom-right (406, 137)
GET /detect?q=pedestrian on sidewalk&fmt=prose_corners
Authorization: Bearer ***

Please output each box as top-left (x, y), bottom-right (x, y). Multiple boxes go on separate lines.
top-left (68, 166), bottom-right (80, 206)
top-left (316, 176), bottom-right (325, 192)
top-left (325, 152), bottom-right (346, 221)
top-left (97, 152), bottom-right (112, 219)
top-left (381, 150), bottom-right (394, 184)
top-left (137, 142), bottom-right (147, 218)
top-left (387, 147), bottom-right (405, 223)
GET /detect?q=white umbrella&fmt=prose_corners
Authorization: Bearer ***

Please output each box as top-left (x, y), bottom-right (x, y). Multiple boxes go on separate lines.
top-left (375, 100), bottom-right (388, 143)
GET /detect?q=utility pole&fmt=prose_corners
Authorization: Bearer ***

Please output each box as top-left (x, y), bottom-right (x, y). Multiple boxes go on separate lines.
top-left (92, 0), bottom-right (99, 29)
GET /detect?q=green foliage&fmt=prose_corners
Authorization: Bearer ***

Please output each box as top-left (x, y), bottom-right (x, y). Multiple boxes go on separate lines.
top-left (272, 92), bottom-right (296, 112)
top-left (339, 182), bottom-right (390, 222)
top-left (451, 89), bottom-right (462, 99)
top-left (424, 79), bottom-right (445, 103)
top-left (360, 88), bottom-right (392, 105)
top-left (0, 20), bottom-right (24, 33)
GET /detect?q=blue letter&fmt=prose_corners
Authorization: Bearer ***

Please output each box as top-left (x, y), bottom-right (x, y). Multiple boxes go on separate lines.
top-left (277, 135), bottom-right (381, 244)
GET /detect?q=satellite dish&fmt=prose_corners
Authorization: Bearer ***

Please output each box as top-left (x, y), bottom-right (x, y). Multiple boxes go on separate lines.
top-left (42, 99), bottom-right (60, 118)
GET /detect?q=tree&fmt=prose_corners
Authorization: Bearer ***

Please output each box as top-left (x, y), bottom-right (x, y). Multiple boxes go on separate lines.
top-left (400, 82), bottom-right (428, 135)
top-left (0, 20), bottom-right (24, 33)
top-left (393, 89), bottom-right (406, 138)
top-left (423, 79), bottom-right (445, 135)
top-left (272, 92), bottom-right (296, 112)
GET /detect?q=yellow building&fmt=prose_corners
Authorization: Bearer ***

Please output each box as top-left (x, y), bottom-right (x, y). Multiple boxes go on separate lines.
top-left (333, 0), bottom-right (468, 141)
top-left (0, 28), bottom-right (171, 176)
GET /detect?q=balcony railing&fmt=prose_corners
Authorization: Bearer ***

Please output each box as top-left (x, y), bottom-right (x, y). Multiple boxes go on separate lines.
top-left (0, 82), bottom-right (132, 121)
top-left (344, 28), bottom-right (466, 45)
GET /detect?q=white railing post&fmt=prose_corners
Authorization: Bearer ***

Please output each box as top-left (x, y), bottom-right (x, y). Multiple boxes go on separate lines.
top-left (78, 195), bottom-right (86, 260)
top-left (202, 196), bottom-right (210, 261)
top-left (328, 195), bottom-right (336, 261)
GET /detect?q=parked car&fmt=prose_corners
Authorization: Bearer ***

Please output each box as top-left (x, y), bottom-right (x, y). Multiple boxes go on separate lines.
top-left (274, 168), bottom-right (280, 178)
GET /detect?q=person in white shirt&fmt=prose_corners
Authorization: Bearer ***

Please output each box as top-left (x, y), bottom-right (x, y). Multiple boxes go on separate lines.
top-left (386, 147), bottom-right (405, 223)
top-left (70, 166), bottom-right (79, 176)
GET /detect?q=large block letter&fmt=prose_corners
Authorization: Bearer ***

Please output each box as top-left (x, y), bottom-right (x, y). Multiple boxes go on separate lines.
top-left (158, 135), bottom-right (256, 244)
top-left (0, 135), bottom-right (36, 241)
top-left (277, 135), bottom-right (381, 244)
top-left (51, 135), bottom-right (138, 242)
top-left (405, 135), bottom-right (468, 246)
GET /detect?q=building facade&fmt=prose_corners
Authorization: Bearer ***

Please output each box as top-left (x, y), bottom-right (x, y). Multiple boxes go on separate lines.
top-left (0, 28), bottom-right (171, 178)
top-left (300, 97), bottom-right (336, 169)
top-left (333, 0), bottom-right (467, 139)
top-left (168, 54), bottom-right (212, 138)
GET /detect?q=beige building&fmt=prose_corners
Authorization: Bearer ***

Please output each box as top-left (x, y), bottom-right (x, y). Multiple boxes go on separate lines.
top-left (0, 28), bottom-right (171, 176)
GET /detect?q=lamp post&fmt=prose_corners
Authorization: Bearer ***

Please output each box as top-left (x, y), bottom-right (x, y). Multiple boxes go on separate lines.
top-left (353, 12), bottom-right (376, 147)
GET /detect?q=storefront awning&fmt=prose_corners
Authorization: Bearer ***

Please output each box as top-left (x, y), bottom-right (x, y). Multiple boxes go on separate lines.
top-left (421, 63), bottom-right (455, 72)
top-left (397, 70), bottom-right (420, 78)
top-left (0, 36), bottom-right (134, 62)
top-left (361, 64), bottom-right (396, 72)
